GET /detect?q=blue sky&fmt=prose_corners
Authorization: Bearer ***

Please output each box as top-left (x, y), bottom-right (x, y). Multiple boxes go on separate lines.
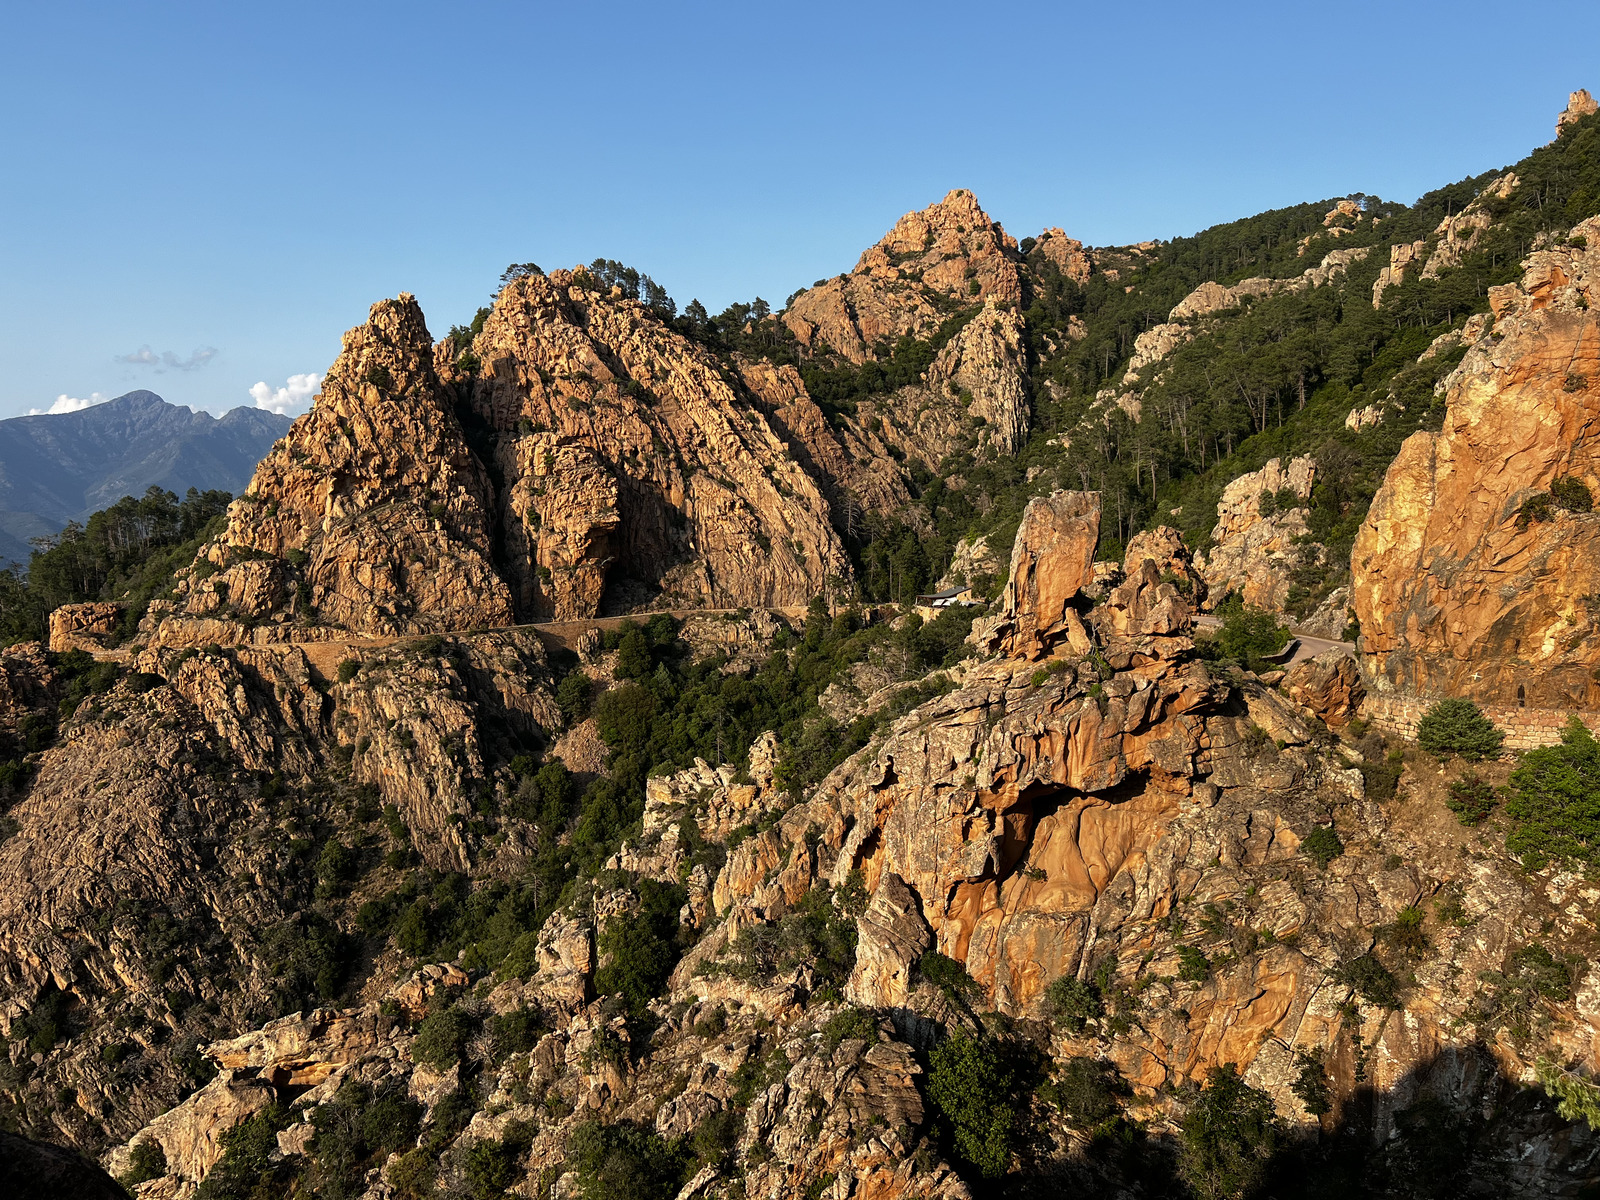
top-left (1, 1), bottom-right (1595, 419)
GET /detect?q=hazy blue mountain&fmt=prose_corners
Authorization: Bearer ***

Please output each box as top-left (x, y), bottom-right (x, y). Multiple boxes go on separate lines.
top-left (0, 391), bottom-right (292, 566)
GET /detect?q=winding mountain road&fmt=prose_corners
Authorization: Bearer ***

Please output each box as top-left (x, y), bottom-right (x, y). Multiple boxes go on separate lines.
top-left (1191, 614), bottom-right (1355, 665)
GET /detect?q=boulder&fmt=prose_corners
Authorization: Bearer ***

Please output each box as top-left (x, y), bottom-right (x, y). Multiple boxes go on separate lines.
top-left (993, 491), bottom-right (1100, 661)
top-left (1281, 650), bottom-right (1364, 729)
top-left (1123, 526), bottom-right (1206, 606)
top-left (845, 873), bottom-right (933, 1009)
top-left (46, 602), bottom-right (123, 653)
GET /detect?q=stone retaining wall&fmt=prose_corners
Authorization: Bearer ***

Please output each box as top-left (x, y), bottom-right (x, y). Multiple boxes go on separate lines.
top-left (1361, 689), bottom-right (1600, 751)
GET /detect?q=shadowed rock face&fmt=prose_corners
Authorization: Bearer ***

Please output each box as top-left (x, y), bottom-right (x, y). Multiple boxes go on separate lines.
top-left (1353, 214), bottom-right (1600, 709)
top-left (0, 1129), bottom-right (127, 1200)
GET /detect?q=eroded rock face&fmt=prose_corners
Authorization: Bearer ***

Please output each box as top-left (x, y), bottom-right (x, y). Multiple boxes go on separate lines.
top-left (845, 873), bottom-right (932, 1009)
top-left (1198, 456), bottom-right (1316, 612)
top-left (784, 190), bottom-right (1021, 363)
top-left (1353, 214), bottom-right (1600, 708)
top-left (498, 434), bottom-right (619, 620)
top-left (736, 356), bottom-right (911, 520)
top-left (464, 271), bottom-right (848, 612)
top-left (924, 302), bottom-right (1029, 456)
top-left (1282, 650), bottom-right (1364, 729)
top-left (990, 490), bottom-right (1100, 661)
top-left (213, 295), bottom-right (514, 637)
top-left (47, 602), bottom-right (123, 653)
top-left (1033, 227), bottom-right (1091, 284)
top-left (1123, 525), bottom-right (1206, 607)
top-left (1558, 88), bottom-right (1598, 137)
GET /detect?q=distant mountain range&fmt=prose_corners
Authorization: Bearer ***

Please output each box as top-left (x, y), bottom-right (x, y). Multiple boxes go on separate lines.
top-left (0, 391), bottom-right (291, 566)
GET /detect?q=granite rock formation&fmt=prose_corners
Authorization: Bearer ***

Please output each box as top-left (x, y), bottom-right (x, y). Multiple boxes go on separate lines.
top-left (461, 270), bottom-right (848, 613)
top-left (783, 190), bottom-right (1020, 363)
top-left (1353, 214), bottom-right (1600, 709)
top-left (1197, 456), bottom-right (1317, 612)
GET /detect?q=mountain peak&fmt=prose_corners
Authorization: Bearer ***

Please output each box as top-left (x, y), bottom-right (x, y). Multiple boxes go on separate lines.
top-left (783, 189), bottom-right (1022, 362)
top-left (1558, 87), bottom-right (1597, 136)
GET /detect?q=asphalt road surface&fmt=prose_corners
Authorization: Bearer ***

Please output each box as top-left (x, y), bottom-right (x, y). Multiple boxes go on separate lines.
top-left (1192, 614), bottom-right (1355, 665)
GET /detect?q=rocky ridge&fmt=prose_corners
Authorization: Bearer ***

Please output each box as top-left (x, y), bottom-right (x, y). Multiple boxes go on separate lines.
top-left (783, 189), bottom-right (1021, 364)
top-left (85, 489), bottom-right (1600, 1197)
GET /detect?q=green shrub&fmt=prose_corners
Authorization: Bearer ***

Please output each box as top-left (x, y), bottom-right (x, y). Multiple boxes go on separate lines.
top-left (1474, 942), bottom-right (1575, 1045)
top-left (1335, 953), bottom-right (1402, 1009)
top-left (918, 950), bottom-right (977, 1001)
top-left (121, 1137), bottom-right (168, 1187)
top-left (1046, 975), bottom-right (1102, 1033)
top-left (1177, 945), bottom-right (1211, 983)
top-left (306, 1080), bottom-right (424, 1200)
top-left (336, 659), bottom-right (359, 684)
top-left (488, 1006), bottom-right (545, 1060)
top-left (1289, 1048), bottom-right (1331, 1117)
top-left (819, 1007), bottom-right (879, 1053)
top-left (594, 879), bottom-right (686, 1023)
top-left (1049, 1056), bottom-right (1118, 1127)
top-left (1386, 905), bottom-right (1429, 962)
top-left (14, 985), bottom-right (73, 1054)
top-left (457, 1121), bottom-right (533, 1200)
top-left (411, 1003), bottom-right (480, 1069)
top-left (1361, 748), bottom-right (1405, 802)
top-left (1536, 1058), bottom-right (1600, 1131)
top-left (556, 671), bottom-right (593, 723)
top-left (1199, 598), bottom-right (1290, 671)
top-left (1302, 824), bottom-right (1344, 869)
top-left (1416, 698), bottom-right (1503, 761)
top-left (1505, 716), bottom-right (1600, 870)
top-left (260, 913), bottom-right (355, 1014)
top-left (614, 626), bottom-right (653, 681)
top-left (1177, 1064), bottom-right (1281, 1200)
top-left (1516, 492), bottom-right (1555, 528)
top-left (721, 887), bottom-right (857, 995)
top-left (689, 1109), bottom-right (744, 1168)
top-left (691, 1006), bottom-right (726, 1039)
top-left (315, 838), bottom-right (357, 895)
top-left (1447, 771), bottom-right (1498, 825)
top-left (564, 1120), bottom-right (687, 1200)
top-left (387, 1149), bottom-right (436, 1199)
top-left (195, 1105), bottom-right (291, 1199)
top-left (1552, 476), bottom-right (1595, 512)
top-left (927, 1032), bottom-right (1019, 1180)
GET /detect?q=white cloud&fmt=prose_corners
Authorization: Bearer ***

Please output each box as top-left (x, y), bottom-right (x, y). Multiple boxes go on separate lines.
top-left (249, 372), bottom-right (321, 415)
top-left (117, 345), bottom-right (218, 371)
top-left (28, 392), bottom-right (108, 416)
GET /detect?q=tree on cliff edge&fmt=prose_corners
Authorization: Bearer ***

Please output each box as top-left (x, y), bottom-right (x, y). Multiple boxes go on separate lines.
top-left (1178, 1063), bottom-right (1281, 1200)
